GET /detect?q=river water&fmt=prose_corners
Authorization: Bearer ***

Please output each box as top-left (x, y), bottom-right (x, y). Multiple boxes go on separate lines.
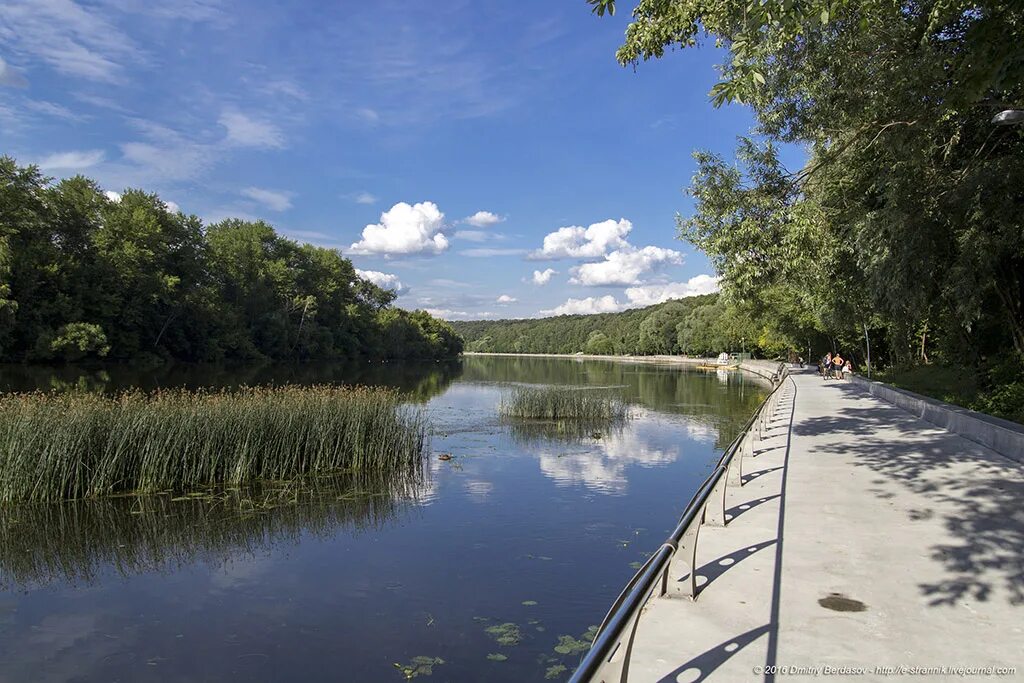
top-left (0, 356), bottom-right (766, 682)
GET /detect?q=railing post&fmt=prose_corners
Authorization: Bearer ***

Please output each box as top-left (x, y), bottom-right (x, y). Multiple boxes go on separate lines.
top-left (664, 516), bottom-right (703, 600)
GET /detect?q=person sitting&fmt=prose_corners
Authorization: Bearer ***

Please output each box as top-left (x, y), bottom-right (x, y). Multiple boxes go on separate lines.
top-left (843, 359), bottom-right (853, 379)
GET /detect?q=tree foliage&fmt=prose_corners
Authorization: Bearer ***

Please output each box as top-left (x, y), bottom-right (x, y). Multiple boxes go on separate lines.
top-left (589, 0), bottom-right (1024, 417)
top-left (0, 157), bottom-right (461, 363)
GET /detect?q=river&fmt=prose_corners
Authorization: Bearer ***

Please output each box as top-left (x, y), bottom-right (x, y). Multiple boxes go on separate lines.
top-left (0, 355), bottom-right (766, 682)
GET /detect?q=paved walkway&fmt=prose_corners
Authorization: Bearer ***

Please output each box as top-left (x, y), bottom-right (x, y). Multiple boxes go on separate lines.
top-left (626, 369), bottom-right (1024, 682)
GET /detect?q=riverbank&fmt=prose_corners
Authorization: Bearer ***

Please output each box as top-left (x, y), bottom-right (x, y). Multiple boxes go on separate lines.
top-left (623, 368), bottom-right (1024, 681)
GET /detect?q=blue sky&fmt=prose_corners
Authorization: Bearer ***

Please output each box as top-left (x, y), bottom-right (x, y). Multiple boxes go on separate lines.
top-left (0, 0), bottom-right (800, 320)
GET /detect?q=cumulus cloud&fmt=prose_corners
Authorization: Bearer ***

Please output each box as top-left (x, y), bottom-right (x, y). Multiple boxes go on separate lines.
top-left (241, 186), bottom-right (293, 211)
top-left (496, 294), bottom-right (517, 304)
top-left (0, 57), bottom-right (28, 87)
top-left (532, 268), bottom-right (556, 285)
top-left (356, 269), bottom-right (404, 292)
top-left (570, 246), bottom-right (684, 286)
top-left (38, 149), bottom-right (105, 170)
top-left (531, 219), bottom-right (632, 259)
top-left (540, 295), bottom-right (623, 317)
top-left (164, 200), bottom-right (180, 213)
top-left (463, 211), bottom-right (504, 227)
top-left (624, 274), bottom-right (720, 306)
top-left (104, 190), bottom-right (121, 203)
top-left (349, 201), bottom-right (448, 255)
top-left (219, 109), bottom-right (285, 149)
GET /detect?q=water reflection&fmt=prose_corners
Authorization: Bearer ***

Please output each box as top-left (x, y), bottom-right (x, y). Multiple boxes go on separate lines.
top-left (0, 359), bottom-right (463, 402)
top-left (0, 470), bottom-right (425, 589)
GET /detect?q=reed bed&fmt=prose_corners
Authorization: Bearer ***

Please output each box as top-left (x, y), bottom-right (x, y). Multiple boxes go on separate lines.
top-left (0, 385), bottom-right (427, 502)
top-left (499, 386), bottom-right (629, 422)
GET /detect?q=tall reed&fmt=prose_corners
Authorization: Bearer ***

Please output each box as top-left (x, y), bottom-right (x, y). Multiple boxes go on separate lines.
top-left (0, 385), bottom-right (427, 502)
top-left (499, 386), bottom-right (629, 422)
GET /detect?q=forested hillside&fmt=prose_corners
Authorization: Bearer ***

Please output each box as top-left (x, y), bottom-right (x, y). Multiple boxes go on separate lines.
top-left (451, 294), bottom-right (755, 356)
top-left (0, 157), bottom-right (461, 363)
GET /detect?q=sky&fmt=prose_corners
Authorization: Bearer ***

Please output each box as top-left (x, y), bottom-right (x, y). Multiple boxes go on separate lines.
top-left (0, 0), bottom-right (802, 320)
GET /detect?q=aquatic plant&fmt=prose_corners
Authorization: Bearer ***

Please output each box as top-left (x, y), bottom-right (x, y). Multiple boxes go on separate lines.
top-left (0, 385), bottom-right (427, 502)
top-left (393, 656), bottom-right (444, 679)
top-left (499, 386), bottom-right (629, 422)
top-left (484, 622), bottom-right (522, 646)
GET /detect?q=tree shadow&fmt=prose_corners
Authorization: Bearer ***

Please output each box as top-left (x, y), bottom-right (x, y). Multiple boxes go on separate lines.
top-left (793, 381), bottom-right (1024, 606)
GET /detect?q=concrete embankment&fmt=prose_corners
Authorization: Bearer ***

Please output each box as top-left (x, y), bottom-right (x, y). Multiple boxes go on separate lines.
top-left (624, 368), bottom-right (1023, 682)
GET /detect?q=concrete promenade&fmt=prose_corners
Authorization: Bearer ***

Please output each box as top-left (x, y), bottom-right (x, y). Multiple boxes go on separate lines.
top-left (625, 368), bottom-right (1024, 682)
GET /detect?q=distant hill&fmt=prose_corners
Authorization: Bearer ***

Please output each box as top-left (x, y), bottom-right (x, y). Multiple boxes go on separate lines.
top-left (450, 294), bottom-right (719, 356)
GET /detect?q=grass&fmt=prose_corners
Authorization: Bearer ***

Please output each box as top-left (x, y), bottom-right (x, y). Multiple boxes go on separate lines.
top-left (0, 385), bottom-right (428, 503)
top-left (879, 361), bottom-right (1024, 425)
top-left (499, 386), bottom-right (629, 422)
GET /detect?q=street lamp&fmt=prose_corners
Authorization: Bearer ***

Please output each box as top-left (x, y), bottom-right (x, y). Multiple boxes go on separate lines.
top-left (992, 109), bottom-right (1024, 126)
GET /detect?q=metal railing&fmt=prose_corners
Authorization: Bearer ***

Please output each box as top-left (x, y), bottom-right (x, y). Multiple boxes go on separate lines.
top-left (569, 362), bottom-right (791, 683)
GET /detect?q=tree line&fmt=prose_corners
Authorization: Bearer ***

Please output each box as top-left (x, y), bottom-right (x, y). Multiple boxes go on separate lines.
top-left (0, 157), bottom-right (461, 364)
top-left (452, 294), bottom-right (767, 357)
top-left (582, 0), bottom-right (1023, 421)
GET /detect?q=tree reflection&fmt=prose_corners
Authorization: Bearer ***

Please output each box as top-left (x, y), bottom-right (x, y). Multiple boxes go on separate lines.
top-left (0, 469), bottom-right (426, 589)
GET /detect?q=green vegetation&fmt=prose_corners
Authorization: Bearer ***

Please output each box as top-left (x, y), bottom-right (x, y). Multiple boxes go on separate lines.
top-left (453, 295), bottom-right (744, 356)
top-left (0, 385), bottom-right (427, 502)
top-left (499, 386), bottom-right (628, 422)
top-left (484, 622), bottom-right (523, 646)
top-left (585, 1), bottom-right (1024, 422)
top-left (393, 656), bottom-right (444, 679)
top-left (0, 157), bottom-right (461, 363)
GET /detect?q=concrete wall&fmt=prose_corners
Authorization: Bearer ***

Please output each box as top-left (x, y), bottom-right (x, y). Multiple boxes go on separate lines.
top-left (847, 374), bottom-right (1024, 464)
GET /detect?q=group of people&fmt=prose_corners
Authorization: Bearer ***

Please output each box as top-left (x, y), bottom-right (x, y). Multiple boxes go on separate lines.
top-left (820, 352), bottom-right (853, 380)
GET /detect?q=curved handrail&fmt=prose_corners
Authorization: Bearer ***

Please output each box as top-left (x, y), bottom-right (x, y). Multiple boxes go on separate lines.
top-left (569, 362), bottom-right (790, 683)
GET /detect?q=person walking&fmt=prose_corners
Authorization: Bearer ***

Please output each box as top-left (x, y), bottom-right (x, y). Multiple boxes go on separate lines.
top-left (833, 352), bottom-right (845, 380)
top-left (821, 352), bottom-right (832, 379)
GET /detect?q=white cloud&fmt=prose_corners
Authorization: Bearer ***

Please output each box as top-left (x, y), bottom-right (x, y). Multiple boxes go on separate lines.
top-left (164, 200), bottom-right (180, 213)
top-left (104, 190), bottom-right (121, 202)
top-left (454, 230), bottom-right (489, 242)
top-left (356, 269), bottom-right (404, 292)
top-left (624, 274), bottom-right (721, 306)
top-left (24, 99), bottom-right (82, 120)
top-left (241, 186), bottom-right (293, 211)
top-left (570, 246), bottom-right (684, 286)
top-left (540, 295), bottom-right (623, 317)
top-left (532, 268), bottom-right (556, 285)
top-left (355, 107), bottom-right (380, 124)
top-left (0, 57), bottom-right (28, 87)
top-left (219, 109), bottom-right (285, 149)
top-left (531, 219), bottom-right (632, 259)
top-left (496, 294), bottom-right (517, 304)
top-left (38, 149), bottom-right (105, 170)
top-left (463, 211), bottom-right (504, 227)
top-left (352, 191), bottom-right (377, 205)
top-left (0, 0), bottom-right (139, 82)
top-left (349, 201), bottom-right (448, 255)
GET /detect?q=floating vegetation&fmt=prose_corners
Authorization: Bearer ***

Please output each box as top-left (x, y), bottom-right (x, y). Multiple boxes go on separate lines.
top-left (499, 386), bottom-right (629, 422)
top-left (0, 471), bottom-right (419, 588)
top-left (552, 626), bottom-right (599, 656)
top-left (393, 656), bottom-right (444, 679)
top-left (545, 664), bottom-right (568, 679)
top-left (0, 385), bottom-right (427, 502)
top-left (486, 653), bottom-right (508, 662)
top-left (484, 622), bottom-right (522, 646)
